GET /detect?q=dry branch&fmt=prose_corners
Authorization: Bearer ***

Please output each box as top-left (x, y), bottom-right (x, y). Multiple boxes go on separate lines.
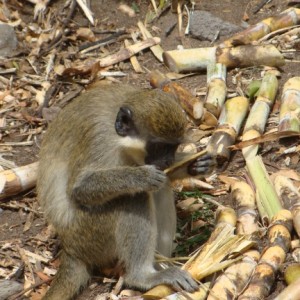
top-left (99, 37), bottom-right (161, 67)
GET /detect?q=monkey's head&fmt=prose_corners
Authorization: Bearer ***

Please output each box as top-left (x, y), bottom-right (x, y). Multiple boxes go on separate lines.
top-left (115, 89), bottom-right (187, 170)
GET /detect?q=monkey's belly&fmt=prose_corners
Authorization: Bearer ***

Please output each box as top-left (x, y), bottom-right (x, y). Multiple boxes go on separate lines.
top-left (59, 194), bottom-right (155, 269)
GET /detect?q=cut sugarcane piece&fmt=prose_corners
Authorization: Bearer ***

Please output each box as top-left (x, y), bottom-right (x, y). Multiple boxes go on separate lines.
top-left (163, 45), bottom-right (285, 73)
top-left (207, 250), bottom-right (260, 300)
top-left (246, 155), bottom-right (282, 221)
top-left (239, 210), bottom-right (293, 300)
top-left (231, 181), bottom-right (259, 235)
top-left (0, 162), bottom-right (38, 200)
top-left (205, 63), bottom-right (227, 118)
top-left (149, 70), bottom-right (204, 120)
top-left (220, 8), bottom-right (300, 48)
top-left (274, 276), bottom-right (300, 300)
top-left (242, 73), bottom-right (278, 159)
top-left (279, 77), bottom-right (300, 132)
top-left (274, 175), bottom-right (300, 238)
top-left (207, 96), bottom-right (249, 164)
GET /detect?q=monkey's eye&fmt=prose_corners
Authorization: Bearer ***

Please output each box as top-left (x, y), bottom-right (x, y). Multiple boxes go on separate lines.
top-left (115, 106), bottom-right (136, 137)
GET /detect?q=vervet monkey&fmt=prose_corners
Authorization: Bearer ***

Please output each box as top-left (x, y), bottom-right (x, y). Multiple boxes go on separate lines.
top-left (37, 84), bottom-right (214, 299)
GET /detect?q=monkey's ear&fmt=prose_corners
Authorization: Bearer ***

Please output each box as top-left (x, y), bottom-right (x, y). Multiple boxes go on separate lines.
top-left (115, 106), bottom-right (137, 137)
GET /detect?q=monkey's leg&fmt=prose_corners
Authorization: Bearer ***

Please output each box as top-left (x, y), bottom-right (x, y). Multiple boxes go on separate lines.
top-left (118, 209), bottom-right (198, 293)
top-left (43, 252), bottom-right (90, 300)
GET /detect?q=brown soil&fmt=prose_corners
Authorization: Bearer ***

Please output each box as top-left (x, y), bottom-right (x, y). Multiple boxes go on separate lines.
top-left (0, 0), bottom-right (299, 299)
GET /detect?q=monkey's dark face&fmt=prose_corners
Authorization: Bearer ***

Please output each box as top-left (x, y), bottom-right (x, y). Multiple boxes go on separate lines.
top-left (115, 102), bottom-right (185, 168)
top-left (145, 140), bottom-right (179, 170)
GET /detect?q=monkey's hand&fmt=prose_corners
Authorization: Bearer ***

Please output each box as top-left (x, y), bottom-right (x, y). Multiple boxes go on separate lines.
top-left (188, 153), bottom-right (216, 176)
top-left (142, 165), bottom-right (167, 191)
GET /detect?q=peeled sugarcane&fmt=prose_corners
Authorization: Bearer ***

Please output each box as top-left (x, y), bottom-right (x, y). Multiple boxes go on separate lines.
top-left (239, 210), bottom-right (293, 300)
top-left (206, 97), bottom-right (249, 164)
top-left (242, 73), bottom-right (278, 159)
top-left (246, 155), bottom-right (282, 221)
top-left (274, 175), bottom-right (300, 237)
top-left (144, 207), bottom-right (254, 299)
top-left (220, 8), bottom-right (300, 48)
top-left (149, 70), bottom-right (204, 120)
top-left (207, 182), bottom-right (260, 300)
top-left (205, 63), bottom-right (227, 119)
top-left (278, 77), bottom-right (300, 132)
top-left (285, 264), bottom-right (300, 285)
top-left (0, 162), bottom-right (38, 200)
top-left (162, 45), bottom-right (285, 73)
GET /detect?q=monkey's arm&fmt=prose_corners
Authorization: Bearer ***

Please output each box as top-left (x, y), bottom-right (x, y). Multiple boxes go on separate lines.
top-left (69, 165), bottom-right (166, 206)
top-left (168, 153), bottom-right (215, 181)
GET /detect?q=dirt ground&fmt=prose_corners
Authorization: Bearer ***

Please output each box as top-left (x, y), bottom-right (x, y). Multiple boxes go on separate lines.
top-left (0, 0), bottom-right (300, 299)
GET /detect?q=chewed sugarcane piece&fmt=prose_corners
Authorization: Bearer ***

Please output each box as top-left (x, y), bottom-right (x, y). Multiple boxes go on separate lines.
top-left (164, 149), bottom-right (208, 175)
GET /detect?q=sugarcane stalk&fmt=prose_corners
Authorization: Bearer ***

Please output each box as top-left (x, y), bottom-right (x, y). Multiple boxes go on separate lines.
top-left (242, 73), bottom-right (278, 159)
top-left (0, 162), bottom-right (38, 200)
top-left (274, 174), bottom-right (300, 238)
top-left (220, 8), bottom-right (300, 48)
top-left (207, 250), bottom-right (260, 300)
top-left (163, 45), bottom-right (284, 73)
top-left (246, 155), bottom-right (282, 221)
top-left (231, 181), bottom-right (259, 235)
top-left (278, 77), bottom-right (300, 132)
top-left (207, 97), bottom-right (249, 164)
top-left (205, 63), bottom-right (227, 118)
top-left (149, 70), bottom-right (204, 120)
top-left (239, 210), bottom-right (293, 300)
top-left (273, 276), bottom-right (300, 300)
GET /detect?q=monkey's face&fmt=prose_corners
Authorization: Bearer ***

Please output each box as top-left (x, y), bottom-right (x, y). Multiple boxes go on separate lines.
top-left (145, 140), bottom-right (179, 170)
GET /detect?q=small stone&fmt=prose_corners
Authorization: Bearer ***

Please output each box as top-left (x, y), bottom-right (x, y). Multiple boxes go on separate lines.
top-left (189, 11), bottom-right (241, 42)
top-left (0, 23), bottom-right (18, 57)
